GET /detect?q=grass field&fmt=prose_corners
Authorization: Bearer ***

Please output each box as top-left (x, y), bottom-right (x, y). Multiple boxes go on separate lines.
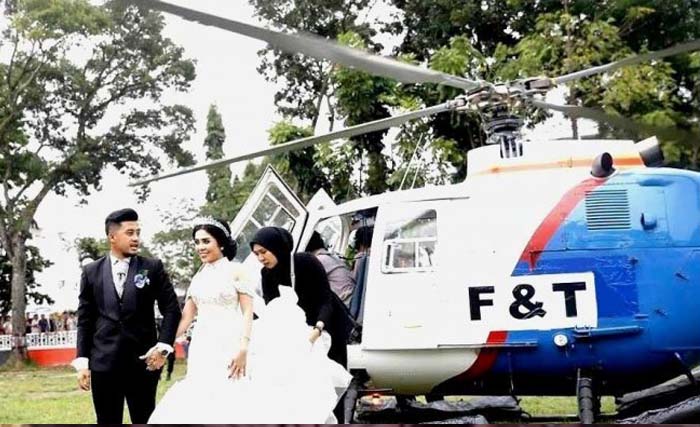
top-left (0, 362), bottom-right (187, 424)
top-left (0, 362), bottom-right (614, 423)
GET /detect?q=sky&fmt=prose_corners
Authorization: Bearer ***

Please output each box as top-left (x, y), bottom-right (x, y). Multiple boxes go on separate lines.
top-left (4, 1), bottom-right (596, 312)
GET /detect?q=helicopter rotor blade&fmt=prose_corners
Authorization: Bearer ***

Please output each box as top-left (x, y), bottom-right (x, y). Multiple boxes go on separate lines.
top-left (125, 0), bottom-right (484, 91)
top-left (532, 100), bottom-right (698, 143)
top-left (553, 39), bottom-right (700, 85)
top-left (129, 101), bottom-right (458, 187)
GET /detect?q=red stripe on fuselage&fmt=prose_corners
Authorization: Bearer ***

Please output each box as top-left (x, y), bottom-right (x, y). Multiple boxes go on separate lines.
top-left (519, 177), bottom-right (606, 269)
top-left (431, 331), bottom-right (509, 392)
top-left (460, 330), bottom-right (509, 380)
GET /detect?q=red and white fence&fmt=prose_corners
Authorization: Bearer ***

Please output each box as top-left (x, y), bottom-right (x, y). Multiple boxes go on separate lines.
top-left (0, 331), bottom-right (78, 366)
top-left (1, 331), bottom-right (186, 366)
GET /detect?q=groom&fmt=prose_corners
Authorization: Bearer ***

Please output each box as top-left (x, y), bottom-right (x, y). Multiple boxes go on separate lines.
top-left (73, 208), bottom-right (181, 423)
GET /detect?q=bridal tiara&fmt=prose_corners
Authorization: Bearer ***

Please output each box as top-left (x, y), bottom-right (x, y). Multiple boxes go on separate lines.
top-left (193, 217), bottom-right (231, 238)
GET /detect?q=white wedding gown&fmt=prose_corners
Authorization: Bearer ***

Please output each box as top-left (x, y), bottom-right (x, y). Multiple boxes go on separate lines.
top-left (148, 257), bottom-right (351, 424)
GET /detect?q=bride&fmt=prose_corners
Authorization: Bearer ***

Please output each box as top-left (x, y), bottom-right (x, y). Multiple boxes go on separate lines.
top-left (149, 217), bottom-right (350, 424)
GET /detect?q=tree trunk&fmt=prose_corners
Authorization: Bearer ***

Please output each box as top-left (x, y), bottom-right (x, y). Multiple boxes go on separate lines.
top-left (365, 149), bottom-right (389, 195)
top-left (10, 234), bottom-right (28, 361)
top-left (311, 72), bottom-right (330, 130)
top-left (571, 117), bottom-right (579, 140)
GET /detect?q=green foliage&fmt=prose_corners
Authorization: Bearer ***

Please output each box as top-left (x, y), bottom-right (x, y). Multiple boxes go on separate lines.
top-left (0, 244), bottom-right (52, 316)
top-left (74, 236), bottom-right (154, 262)
top-left (11, 0), bottom-right (111, 39)
top-left (267, 120), bottom-right (330, 202)
top-left (251, 0), bottom-right (396, 196)
top-left (499, 12), bottom-right (625, 80)
top-left (331, 31), bottom-right (400, 194)
top-left (74, 237), bottom-right (109, 263)
top-left (499, 3), bottom-right (699, 163)
top-left (383, 0), bottom-right (541, 61)
top-left (201, 105), bottom-right (237, 220)
top-left (149, 200), bottom-right (200, 289)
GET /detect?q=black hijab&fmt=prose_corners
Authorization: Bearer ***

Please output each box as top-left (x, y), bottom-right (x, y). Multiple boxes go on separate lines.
top-left (250, 226), bottom-right (295, 289)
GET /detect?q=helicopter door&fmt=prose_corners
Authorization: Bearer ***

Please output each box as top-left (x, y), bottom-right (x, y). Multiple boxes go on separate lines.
top-left (362, 201), bottom-right (444, 350)
top-left (229, 165), bottom-right (308, 267)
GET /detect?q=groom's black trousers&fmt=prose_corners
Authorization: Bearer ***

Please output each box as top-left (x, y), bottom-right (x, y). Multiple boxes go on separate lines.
top-left (91, 365), bottom-right (160, 424)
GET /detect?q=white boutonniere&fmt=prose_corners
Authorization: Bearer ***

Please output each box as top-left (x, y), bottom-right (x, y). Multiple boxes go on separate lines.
top-left (134, 270), bottom-right (150, 289)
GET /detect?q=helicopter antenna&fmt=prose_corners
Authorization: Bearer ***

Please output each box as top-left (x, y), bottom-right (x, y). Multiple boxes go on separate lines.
top-left (399, 133), bottom-right (425, 190)
top-left (409, 154), bottom-right (423, 189)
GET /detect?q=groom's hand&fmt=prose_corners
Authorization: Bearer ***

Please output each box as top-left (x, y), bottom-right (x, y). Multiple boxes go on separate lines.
top-left (140, 345), bottom-right (168, 370)
top-left (142, 352), bottom-right (167, 371)
top-left (77, 369), bottom-right (91, 391)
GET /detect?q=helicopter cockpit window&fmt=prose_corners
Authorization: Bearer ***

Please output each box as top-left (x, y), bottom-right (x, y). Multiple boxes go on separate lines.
top-left (234, 184), bottom-right (298, 262)
top-left (315, 217), bottom-right (343, 253)
top-left (381, 209), bottom-right (437, 273)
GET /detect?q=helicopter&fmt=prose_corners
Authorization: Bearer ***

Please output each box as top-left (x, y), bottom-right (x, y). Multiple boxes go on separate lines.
top-left (126, 0), bottom-right (700, 423)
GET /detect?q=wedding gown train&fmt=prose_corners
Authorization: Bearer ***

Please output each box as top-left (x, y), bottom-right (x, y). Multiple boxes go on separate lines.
top-left (148, 258), bottom-right (350, 424)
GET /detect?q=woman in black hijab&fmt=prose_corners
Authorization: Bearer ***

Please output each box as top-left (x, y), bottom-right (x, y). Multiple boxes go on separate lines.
top-left (250, 226), bottom-right (350, 365)
top-left (250, 226), bottom-right (351, 421)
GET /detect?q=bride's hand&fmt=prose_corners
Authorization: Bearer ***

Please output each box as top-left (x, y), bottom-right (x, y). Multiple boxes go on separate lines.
top-left (308, 328), bottom-right (322, 345)
top-left (228, 349), bottom-right (247, 380)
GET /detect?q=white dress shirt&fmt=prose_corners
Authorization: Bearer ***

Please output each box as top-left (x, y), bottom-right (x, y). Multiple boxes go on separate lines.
top-left (110, 253), bottom-right (130, 299)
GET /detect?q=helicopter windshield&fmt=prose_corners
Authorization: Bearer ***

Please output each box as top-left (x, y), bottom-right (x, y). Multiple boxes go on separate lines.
top-left (229, 166), bottom-right (308, 263)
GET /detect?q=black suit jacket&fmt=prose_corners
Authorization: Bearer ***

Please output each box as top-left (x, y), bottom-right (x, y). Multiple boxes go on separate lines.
top-left (76, 255), bottom-right (181, 372)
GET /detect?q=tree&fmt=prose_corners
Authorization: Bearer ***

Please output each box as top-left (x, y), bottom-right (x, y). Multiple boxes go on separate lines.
top-left (150, 198), bottom-right (201, 291)
top-left (250, 0), bottom-right (398, 197)
top-left (250, 0), bottom-right (373, 126)
top-left (1, 243), bottom-right (52, 317)
top-left (0, 0), bottom-right (196, 360)
top-left (201, 105), bottom-right (237, 219)
top-left (74, 236), bottom-right (154, 265)
top-left (384, 0), bottom-right (700, 179)
top-left (331, 31), bottom-right (398, 195)
top-left (498, 2), bottom-right (700, 167)
top-left (151, 105), bottom-right (236, 289)
top-left (267, 121), bottom-right (332, 201)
